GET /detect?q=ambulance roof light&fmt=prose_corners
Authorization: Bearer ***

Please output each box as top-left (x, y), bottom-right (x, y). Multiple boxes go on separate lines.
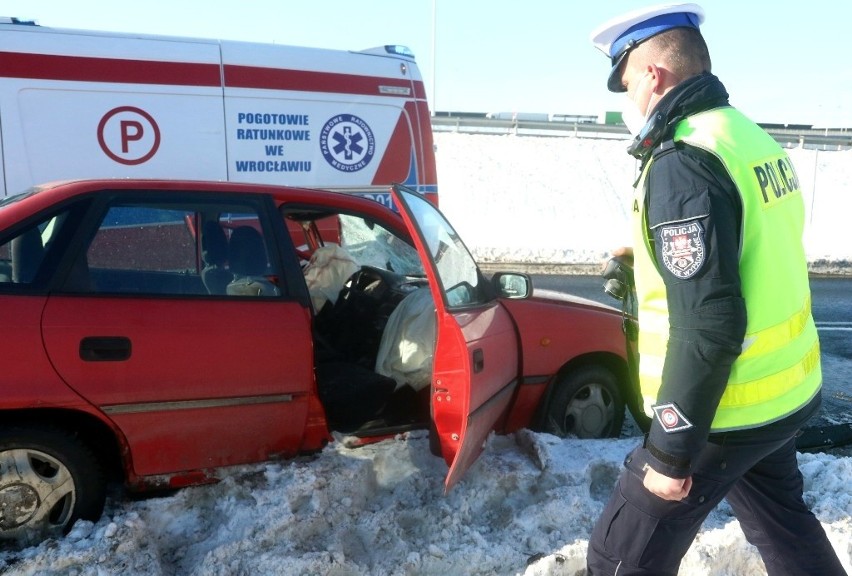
top-left (358, 45), bottom-right (416, 60)
top-left (385, 45), bottom-right (415, 58)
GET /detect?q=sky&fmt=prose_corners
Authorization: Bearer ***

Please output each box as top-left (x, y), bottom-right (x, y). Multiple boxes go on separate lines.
top-left (4, 0), bottom-right (852, 127)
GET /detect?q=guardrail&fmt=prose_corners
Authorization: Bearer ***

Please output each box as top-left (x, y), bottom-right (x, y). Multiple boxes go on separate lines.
top-left (431, 116), bottom-right (852, 150)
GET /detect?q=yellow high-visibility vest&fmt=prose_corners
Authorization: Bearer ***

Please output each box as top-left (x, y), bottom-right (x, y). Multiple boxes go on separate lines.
top-left (632, 106), bottom-right (821, 431)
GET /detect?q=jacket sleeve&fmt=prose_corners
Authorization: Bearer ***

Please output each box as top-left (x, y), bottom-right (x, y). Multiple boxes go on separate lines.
top-left (642, 144), bottom-right (747, 478)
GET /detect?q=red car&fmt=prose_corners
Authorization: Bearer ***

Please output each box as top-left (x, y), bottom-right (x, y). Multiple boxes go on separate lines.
top-left (0, 180), bottom-right (633, 544)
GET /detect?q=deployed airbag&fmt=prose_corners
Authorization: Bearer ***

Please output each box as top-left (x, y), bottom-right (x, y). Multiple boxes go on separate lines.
top-left (375, 287), bottom-right (436, 391)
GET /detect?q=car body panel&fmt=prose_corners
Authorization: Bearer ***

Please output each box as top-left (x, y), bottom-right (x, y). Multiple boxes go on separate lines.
top-left (433, 305), bottom-right (519, 490)
top-left (0, 294), bottom-right (91, 407)
top-left (41, 295), bottom-right (314, 475)
top-left (498, 294), bottom-right (628, 432)
top-left (392, 185), bottom-right (519, 491)
top-left (500, 294), bottom-right (625, 377)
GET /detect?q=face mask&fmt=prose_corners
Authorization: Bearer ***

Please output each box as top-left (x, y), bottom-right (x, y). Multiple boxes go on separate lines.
top-left (621, 72), bottom-right (650, 137)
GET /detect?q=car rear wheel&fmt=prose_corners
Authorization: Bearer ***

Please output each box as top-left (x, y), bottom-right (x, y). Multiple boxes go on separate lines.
top-left (544, 366), bottom-right (625, 439)
top-left (0, 426), bottom-right (106, 547)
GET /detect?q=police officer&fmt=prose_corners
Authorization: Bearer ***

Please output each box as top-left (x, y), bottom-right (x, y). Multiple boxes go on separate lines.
top-left (585, 4), bottom-right (846, 575)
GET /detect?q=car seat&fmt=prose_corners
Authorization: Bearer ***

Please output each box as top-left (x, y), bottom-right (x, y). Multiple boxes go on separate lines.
top-left (11, 227), bottom-right (45, 284)
top-left (226, 226), bottom-right (279, 296)
top-left (201, 221), bottom-right (230, 295)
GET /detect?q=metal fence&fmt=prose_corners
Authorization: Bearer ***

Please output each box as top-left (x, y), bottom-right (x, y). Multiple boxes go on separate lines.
top-left (432, 116), bottom-right (852, 150)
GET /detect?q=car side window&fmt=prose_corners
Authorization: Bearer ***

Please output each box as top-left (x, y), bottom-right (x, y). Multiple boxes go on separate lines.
top-left (83, 202), bottom-right (280, 297)
top-left (0, 211), bottom-right (67, 287)
top-left (85, 205), bottom-right (204, 295)
top-left (400, 190), bottom-right (486, 308)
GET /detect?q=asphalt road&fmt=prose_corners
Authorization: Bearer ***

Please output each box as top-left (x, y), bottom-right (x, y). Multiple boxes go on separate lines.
top-left (530, 274), bottom-right (852, 430)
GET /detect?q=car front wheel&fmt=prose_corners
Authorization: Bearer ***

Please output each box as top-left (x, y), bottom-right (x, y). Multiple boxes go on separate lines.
top-left (544, 366), bottom-right (625, 439)
top-left (0, 426), bottom-right (106, 547)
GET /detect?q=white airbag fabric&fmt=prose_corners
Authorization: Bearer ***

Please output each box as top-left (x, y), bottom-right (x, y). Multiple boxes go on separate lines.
top-left (375, 287), bottom-right (436, 391)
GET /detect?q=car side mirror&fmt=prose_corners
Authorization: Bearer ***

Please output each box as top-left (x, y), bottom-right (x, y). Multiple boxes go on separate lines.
top-left (491, 272), bottom-right (532, 299)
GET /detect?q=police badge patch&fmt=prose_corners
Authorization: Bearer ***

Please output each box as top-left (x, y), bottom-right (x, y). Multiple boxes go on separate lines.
top-left (660, 221), bottom-right (705, 279)
top-left (652, 402), bottom-right (693, 433)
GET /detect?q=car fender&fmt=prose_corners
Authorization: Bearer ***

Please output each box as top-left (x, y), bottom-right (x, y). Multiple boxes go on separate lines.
top-left (500, 293), bottom-right (627, 375)
top-left (498, 293), bottom-right (630, 432)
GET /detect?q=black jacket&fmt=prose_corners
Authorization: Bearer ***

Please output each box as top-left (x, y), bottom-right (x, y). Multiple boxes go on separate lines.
top-left (633, 73), bottom-right (820, 478)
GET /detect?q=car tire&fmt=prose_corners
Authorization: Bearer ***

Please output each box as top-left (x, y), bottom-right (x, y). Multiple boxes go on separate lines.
top-left (544, 366), bottom-right (625, 439)
top-left (0, 426), bottom-right (106, 546)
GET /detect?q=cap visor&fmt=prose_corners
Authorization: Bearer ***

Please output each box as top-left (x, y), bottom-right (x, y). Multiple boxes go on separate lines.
top-left (607, 50), bottom-right (629, 92)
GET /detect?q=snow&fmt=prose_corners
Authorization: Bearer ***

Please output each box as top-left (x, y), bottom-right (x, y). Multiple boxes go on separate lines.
top-left (434, 131), bottom-right (852, 272)
top-left (2, 132), bottom-right (850, 574)
top-left (3, 432), bottom-right (850, 574)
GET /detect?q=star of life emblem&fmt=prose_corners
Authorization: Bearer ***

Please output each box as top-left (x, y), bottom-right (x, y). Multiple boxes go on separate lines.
top-left (660, 221), bottom-right (705, 279)
top-left (319, 114), bottom-right (375, 173)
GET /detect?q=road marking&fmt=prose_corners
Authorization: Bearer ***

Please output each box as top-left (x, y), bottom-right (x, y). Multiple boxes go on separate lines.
top-left (816, 321), bottom-right (852, 332)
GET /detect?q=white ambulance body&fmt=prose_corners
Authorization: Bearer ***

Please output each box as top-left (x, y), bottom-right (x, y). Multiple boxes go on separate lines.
top-left (0, 18), bottom-right (437, 206)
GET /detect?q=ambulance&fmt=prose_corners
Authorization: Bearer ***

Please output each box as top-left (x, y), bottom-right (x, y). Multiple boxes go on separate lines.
top-left (0, 17), bottom-right (437, 206)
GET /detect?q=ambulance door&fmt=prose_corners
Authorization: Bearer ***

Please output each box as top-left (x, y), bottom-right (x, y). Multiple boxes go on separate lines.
top-left (392, 184), bottom-right (519, 491)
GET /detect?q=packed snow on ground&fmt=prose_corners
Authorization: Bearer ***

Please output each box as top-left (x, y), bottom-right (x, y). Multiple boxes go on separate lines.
top-left (2, 133), bottom-right (850, 575)
top-left (2, 432), bottom-right (850, 575)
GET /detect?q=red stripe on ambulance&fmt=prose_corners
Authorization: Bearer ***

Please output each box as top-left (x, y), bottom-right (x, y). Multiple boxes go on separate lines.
top-left (225, 64), bottom-right (427, 100)
top-left (0, 51), bottom-right (221, 86)
top-left (0, 51), bottom-right (427, 101)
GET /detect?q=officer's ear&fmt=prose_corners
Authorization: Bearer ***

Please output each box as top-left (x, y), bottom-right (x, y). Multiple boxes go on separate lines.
top-left (646, 63), bottom-right (662, 93)
top-left (648, 62), bottom-right (679, 94)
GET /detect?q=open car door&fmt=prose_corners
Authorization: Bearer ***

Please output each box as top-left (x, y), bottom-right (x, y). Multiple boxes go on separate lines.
top-left (392, 184), bottom-right (520, 491)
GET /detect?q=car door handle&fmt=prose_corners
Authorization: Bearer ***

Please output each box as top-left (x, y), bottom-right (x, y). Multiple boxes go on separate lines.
top-left (80, 336), bottom-right (132, 362)
top-left (472, 348), bottom-right (484, 373)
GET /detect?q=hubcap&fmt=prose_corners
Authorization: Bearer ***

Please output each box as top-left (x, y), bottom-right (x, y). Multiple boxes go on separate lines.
top-left (0, 483), bottom-right (40, 529)
top-left (565, 383), bottom-right (615, 438)
top-left (0, 448), bottom-right (76, 537)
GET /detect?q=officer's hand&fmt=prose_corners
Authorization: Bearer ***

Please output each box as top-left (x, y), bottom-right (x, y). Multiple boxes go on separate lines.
top-left (601, 246), bottom-right (634, 273)
top-left (642, 466), bottom-right (693, 501)
top-left (612, 246), bottom-right (633, 260)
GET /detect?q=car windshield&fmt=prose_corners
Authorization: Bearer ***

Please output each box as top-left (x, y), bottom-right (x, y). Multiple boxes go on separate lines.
top-left (0, 188), bottom-right (40, 211)
top-left (338, 214), bottom-right (424, 277)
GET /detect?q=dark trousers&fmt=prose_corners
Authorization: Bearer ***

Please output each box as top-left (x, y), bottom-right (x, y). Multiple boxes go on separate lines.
top-left (586, 432), bottom-right (847, 575)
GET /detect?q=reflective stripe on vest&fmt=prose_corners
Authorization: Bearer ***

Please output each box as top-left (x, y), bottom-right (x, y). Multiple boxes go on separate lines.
top-left (632, 106), bottom-right (821, 431)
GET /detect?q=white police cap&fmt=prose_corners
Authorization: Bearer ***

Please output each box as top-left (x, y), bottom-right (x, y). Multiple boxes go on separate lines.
top-left (590, 3), bottom-right (705, 92)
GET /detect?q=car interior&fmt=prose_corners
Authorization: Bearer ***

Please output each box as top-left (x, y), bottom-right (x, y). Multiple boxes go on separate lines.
top-left (284, 209), bottom-right (435, 437)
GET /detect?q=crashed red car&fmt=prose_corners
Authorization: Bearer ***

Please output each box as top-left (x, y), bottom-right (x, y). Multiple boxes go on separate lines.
top-left (0, 180), bottom-right (633, 544)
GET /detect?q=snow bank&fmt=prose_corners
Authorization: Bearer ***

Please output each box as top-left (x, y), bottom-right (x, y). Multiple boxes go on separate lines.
top-left (434, 132), bottom-right (852, 273)
top-left (2, 432), bottom-right (849, 575)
